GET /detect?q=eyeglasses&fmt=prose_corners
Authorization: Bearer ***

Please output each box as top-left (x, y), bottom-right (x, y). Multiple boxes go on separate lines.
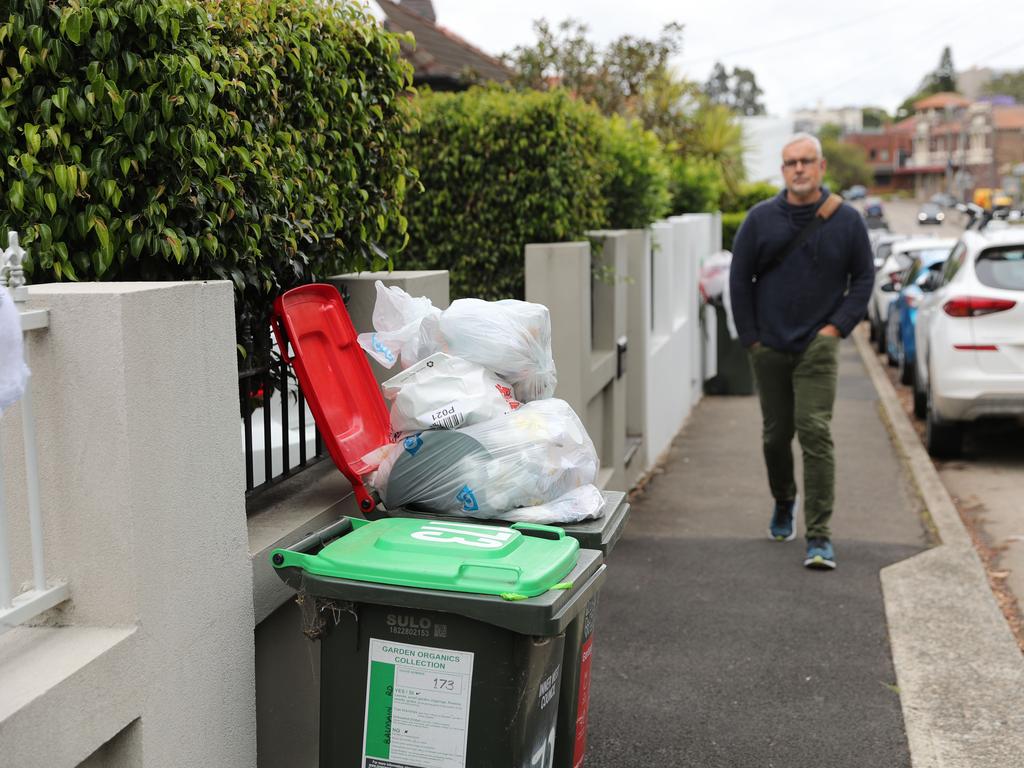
top-left (783, 157), bottom-right (820, 169)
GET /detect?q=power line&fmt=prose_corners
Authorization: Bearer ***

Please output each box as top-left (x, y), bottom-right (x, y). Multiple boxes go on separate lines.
top-left (964, 38), bottom-right (1024, 70)
top-left (799, 10), bottom-right (973, 106)
top-left (677, 1), bottom-right (918, 67)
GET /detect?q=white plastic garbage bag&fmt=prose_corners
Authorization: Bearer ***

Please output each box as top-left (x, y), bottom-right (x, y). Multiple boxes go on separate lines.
top-left (0, 286), bottom-right (29, 413)
top-left (357, 282), bottom-right (558, 402)
top-left (381, 352), bottom-right (521, 436)
top-left (699, 250), bottom-right (732, 303)
top-left (422, 298), bottom-right (557, 402)
top-left (364, 398), bottom-right (598, 520)
top-left (357, 281), bottom-right (440, 369)
top-left (495, 484), bottom-right (605, 524)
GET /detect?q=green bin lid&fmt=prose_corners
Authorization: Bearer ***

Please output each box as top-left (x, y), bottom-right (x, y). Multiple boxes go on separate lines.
top-left (271, 517), bottom-right (579, 598)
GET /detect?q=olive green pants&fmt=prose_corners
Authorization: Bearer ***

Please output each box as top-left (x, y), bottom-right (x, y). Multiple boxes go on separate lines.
top-left (750, 335), bottom-right (840, 539)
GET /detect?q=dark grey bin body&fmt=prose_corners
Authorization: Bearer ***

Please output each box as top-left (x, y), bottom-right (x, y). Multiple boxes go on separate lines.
top-left (366, 492), bottom-right (630, 768)
top-left (703, 302), bottom-right (755, 396)
top-left (275, 535), bottom-right (606, 768)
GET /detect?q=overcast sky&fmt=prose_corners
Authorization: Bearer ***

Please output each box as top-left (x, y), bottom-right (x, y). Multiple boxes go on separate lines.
top-left (413, 0), bottom-right (1024, 116)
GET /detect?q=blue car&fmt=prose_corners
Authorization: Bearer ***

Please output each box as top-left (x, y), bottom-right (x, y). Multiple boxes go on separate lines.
top-left (884, 249), bottom-right (950, 385)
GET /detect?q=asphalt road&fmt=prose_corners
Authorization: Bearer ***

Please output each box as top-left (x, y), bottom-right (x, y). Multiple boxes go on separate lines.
top-left (869, 197), bottom-right (1024, 646)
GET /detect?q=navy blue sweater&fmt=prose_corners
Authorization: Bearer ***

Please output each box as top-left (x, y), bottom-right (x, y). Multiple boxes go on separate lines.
top-left (729, 189), bottom-right (873, 353)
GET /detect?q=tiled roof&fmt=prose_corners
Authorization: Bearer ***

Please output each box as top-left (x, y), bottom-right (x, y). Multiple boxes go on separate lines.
top-left (891, 115), bottom-right (917, 132)
top-left (993, 106), bottom-right (1024, 130)
top-left (375, 0), bottom-right (511, 85)
top-left (914, 92), bottom-right (970, 110)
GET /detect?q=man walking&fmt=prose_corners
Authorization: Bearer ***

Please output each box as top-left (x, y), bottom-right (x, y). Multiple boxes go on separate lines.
top-left (728, 132), bottom-right (873, 569)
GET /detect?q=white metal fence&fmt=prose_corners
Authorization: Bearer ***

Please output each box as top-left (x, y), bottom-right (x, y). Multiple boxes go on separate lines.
top-left (0, 231), bottom-right (68, 634)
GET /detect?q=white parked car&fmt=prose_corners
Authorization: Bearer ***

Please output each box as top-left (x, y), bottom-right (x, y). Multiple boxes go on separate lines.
top-left (868, 237), bottom-right (955, 353)
top-left (913, 228), bottom-right (1024, 457)
top-left (869, 231), bottom-right (907, 271)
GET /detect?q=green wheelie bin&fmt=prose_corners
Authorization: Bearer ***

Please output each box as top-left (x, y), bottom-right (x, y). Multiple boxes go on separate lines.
top-left (272, 516), bottom-right (606, 768)
top-left (369, 492), bottom-right (630, 767)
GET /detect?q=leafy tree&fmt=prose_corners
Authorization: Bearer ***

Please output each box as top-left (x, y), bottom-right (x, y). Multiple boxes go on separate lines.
top-left (504, 19), bottom-right (684, 119)
top-left (930, 46), bottom-right (957, 93)
top-left (821, 137), bottom-right (872, 192)
top-left (730, 67), bottom-right (765, 116)
top-left (704, 62), bottom-right (730, 106)
top-left (702, 61), bottom-right (766, 116)
top-left (896, 46), bottom-right (959, 117)
top-left (862, 107), bottom-right (891, 129)
top-left (983, 69), bottom-right (1024, 103)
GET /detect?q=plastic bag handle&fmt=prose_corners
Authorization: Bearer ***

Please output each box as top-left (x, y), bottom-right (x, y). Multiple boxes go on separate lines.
top-left (510, 522), bottom-right (565, 541)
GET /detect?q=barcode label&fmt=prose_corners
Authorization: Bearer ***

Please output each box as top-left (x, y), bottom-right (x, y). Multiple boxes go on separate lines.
top-left (425, 402), bottom-right (465, 430)
top-left (433, 412), bottom-right (463, 429)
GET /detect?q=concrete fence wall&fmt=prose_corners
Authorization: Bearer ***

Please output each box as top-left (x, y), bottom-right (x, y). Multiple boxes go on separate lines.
top-left (525, 214), bottom-right (720, 486)
top-left (0, 282), bottom-right (256, 768)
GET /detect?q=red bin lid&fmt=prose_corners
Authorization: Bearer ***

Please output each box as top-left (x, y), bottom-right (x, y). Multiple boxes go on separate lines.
top-left (271, 284), bottom-right (391, 513)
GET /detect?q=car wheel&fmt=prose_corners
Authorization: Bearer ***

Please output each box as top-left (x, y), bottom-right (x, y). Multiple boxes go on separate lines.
top-left (868, 319), bottom-right (877, 342)
top-left (897, 340), bottom-right (913, 386)
top-left (925, 378), bottom-right (962, 458)
top-left (875, 316), bottom-right (887, 354)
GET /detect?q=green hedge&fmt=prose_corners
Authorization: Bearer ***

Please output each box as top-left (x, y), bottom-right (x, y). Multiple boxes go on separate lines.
top-left (722, 181), bottom-right (778, 213)
top-left (0, 0), bottom-right (415, 327)
top-left (600, 115), bottom-right (671, 229)
top-left (669, 156), bottom-right (724, 214)
top-left (395, 88), bottom-right (671, 300)
top-left (722, 211), bottom-right (746, 251)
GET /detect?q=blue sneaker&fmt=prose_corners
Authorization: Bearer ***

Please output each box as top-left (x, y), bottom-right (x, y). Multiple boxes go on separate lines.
top-left (769, 496), bottom-right (798, 541)
top-left (804, 537), bottom-right (836, 570)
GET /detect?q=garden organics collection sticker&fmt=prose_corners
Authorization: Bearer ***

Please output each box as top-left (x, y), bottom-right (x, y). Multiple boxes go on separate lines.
top-left (363, 639), bottom-right (474, 768)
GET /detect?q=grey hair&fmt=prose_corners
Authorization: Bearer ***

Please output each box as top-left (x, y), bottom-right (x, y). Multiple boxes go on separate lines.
top-left (782, 132), bottom-right (823, 159)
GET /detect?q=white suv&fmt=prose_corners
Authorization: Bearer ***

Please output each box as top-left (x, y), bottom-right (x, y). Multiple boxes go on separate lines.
top-left (868, 237), bottom-right (955, 353)
top-left (913, 228), bottom-right (1024, 457)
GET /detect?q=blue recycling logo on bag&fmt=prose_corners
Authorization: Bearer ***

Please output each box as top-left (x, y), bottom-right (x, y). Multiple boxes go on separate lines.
top-left (403, 435), bottom-right (424, 456)
top-left (371, 333), bottom-right (396, 365)
top-left (456, 485), bottom-right (480, 512)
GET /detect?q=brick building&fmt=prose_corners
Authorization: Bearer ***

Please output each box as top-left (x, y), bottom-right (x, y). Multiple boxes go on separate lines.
top-left (843, 92), bottom-right (1024, 202)
top-left (843, 117), bottom-right (916, 194)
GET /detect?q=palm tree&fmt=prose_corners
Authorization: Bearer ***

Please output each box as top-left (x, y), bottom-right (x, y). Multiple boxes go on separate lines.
top-left (690, 103), bottom-right (747, 195)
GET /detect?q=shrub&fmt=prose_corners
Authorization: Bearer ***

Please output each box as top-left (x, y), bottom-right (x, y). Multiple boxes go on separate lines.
top-left (600, 115), bottom-right (671, 229)
top-left (722, 211), bottom-right (746, 251)
top-left (0, 0), bottom-right (415, 328)
top-left (668, 155), bottom-right (724, 214)
top-left (721, 180), bottom-right (778, 213)
top-left (395, 87), bottom-right (608, 300)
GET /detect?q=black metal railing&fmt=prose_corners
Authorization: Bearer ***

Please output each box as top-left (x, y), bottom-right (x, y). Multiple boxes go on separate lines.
top-left (238, 315), bottom-right (325, 499)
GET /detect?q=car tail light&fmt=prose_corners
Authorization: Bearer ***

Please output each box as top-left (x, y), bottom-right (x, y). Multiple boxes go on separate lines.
top-left (954, 344), bottom-right (998, 351)
top-left (942, 296), bottom-right (1017, 317)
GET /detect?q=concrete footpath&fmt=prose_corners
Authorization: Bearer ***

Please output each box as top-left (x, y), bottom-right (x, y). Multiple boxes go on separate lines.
top-left (585, 331), bottom-right (1024, 767)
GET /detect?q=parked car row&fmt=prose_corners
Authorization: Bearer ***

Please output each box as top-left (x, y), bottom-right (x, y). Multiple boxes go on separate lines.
top-left (870, 224), bottom-right (1024, 457)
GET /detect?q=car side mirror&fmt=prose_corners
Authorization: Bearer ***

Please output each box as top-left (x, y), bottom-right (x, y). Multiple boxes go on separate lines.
top-left (880, 282), bottom-right (898, 293)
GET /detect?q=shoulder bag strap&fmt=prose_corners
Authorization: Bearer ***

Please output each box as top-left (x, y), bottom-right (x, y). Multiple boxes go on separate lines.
top-left (753, 193), bottom-right (843, 282)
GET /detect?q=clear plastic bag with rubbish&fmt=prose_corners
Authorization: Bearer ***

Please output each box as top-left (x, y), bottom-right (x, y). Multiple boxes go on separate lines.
top-left (356, 281), bottom-right (440, 369)
top-left (357, 281), bottom-right (557, 402)
top-left (699, 250), bottom-right (732, 304)
top-left (364, 398), bottom-right (598, 521)
top-left (0, 286), bottom-right (29, 414)
top-left (421, 298), bottom-right (557, 402)
top-left (381, 352), bottom-right (522, 437)
top-left (493, 484), bottom-right (605, 524)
